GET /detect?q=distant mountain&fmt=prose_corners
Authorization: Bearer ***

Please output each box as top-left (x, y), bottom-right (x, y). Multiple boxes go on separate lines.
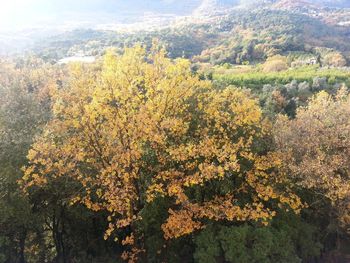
top-left (2, 0), bottom-right (350, 56)
top-left (275, 0), bottom-right (350, 8)
top-left (3, 0), bottom-right (350, 32)
top-left (272, 0), bottom-right (320, 11)
top-left (1, 0), bottom-right (203, 31)
top-left (313, 0), bottom-right (350, 8)
top-left (193, 0), bottom-right (350, 16)
top-left (49, 0), bottom-right (202, 15)
top-left (193, 0), bottom-right (240, 15)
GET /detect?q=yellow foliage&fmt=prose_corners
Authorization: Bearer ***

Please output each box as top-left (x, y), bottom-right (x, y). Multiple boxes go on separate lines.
top-left (22, 45), bottom-right (302, 261)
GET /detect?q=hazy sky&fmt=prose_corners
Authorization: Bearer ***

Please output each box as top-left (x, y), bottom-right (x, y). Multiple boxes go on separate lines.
top-left (1, 0), bottom-right (349, 30)
top-left (0, 0), bottom-right (203, 30)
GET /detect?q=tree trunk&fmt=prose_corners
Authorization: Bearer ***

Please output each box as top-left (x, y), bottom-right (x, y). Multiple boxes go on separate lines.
top-left (18, 230), bottom-right (27, 263)
top-left (53, 207), bottom-right (68, 263)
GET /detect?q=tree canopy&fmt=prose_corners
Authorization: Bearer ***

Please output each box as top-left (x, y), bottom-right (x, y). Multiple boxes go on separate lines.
top-left (22, 46), bottom-right (303, 261)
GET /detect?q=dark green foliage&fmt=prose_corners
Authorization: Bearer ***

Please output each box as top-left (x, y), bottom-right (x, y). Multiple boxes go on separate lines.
top-left (213, 67), bottom-right (350, 118)
top-left (194, 213), bottom-right (322, 263)
top-left (0, 80), bottom-right (49, 262)
top-left (214, 67), bottom-right (350, 91)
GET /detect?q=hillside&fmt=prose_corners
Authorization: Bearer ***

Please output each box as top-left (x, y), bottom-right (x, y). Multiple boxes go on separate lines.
top-left (193, 8), bottom-right (350, 65)
top-left (3, 0), bottom-right (350, 63)
top-left (26, 2), bottom-right (350, 68)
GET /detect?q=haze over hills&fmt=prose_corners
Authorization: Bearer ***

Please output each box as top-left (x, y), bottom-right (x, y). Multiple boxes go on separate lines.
top-left (1, 0), bottom-right (350, 32)
top-left (0, 0), bottom-right (201, 30)
top-left (1, 0), bottom-right (350, 56)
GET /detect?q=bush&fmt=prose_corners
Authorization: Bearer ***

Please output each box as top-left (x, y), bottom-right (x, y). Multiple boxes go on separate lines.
top-left (263, 55), bottom-right (289, 72)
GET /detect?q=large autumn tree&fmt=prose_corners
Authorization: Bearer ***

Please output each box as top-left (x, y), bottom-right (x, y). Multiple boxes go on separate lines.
top-left (22, 45), bottom-right (302, 261)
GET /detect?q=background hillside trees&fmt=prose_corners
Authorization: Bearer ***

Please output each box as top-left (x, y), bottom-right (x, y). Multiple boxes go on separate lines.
top-left (274, 89), bottom-right (350, 247)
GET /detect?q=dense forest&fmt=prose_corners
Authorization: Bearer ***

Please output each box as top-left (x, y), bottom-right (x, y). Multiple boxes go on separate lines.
top-left (1, 1), bottom-right (350, 263)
